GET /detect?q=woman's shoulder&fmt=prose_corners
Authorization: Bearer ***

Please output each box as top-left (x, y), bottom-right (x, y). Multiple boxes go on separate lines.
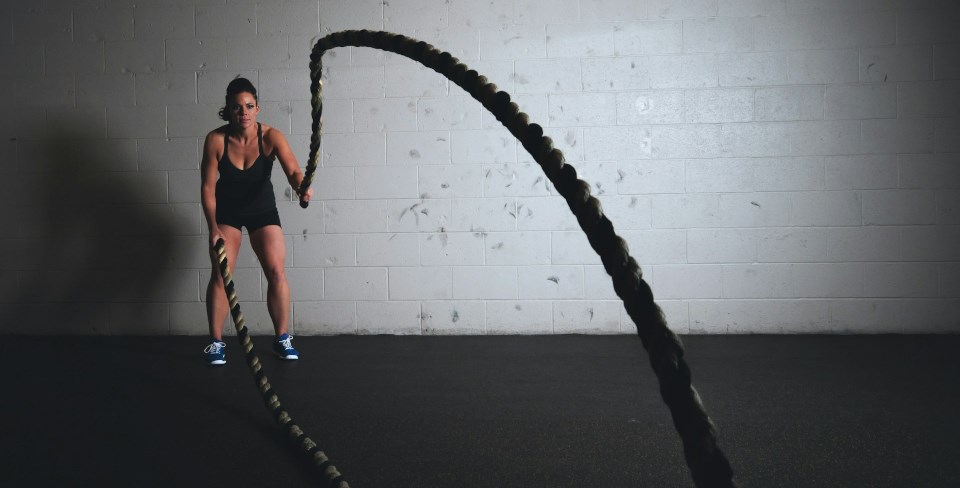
top-left (205, 125), bottom-right (230, 143)
top-left (259, 123), bottom-right (285, 140)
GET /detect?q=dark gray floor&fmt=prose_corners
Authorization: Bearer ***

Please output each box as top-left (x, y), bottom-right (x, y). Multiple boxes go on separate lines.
top-left (1, 334), bottom-right (958, 487)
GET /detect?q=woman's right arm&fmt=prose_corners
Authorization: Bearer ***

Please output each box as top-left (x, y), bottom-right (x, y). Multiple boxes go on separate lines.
top-left (200, 131), bottom-right (221, 246)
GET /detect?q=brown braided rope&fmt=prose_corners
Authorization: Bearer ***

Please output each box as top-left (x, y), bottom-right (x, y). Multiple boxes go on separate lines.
top-left (298, 30), bottom-right (736, 488)
top-left (213, 239), bottom-right (349, 488)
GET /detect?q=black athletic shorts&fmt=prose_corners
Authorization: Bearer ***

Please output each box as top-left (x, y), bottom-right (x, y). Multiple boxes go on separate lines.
top-left (217, 207), bottom-right (281, 232)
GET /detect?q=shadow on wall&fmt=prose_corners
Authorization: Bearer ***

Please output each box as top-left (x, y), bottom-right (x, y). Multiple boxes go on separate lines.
top-left (3, 125), bottom-right (179, 335)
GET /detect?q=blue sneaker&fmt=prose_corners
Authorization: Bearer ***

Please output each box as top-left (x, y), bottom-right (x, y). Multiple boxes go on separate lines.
top-left (273, 333), bottom-right (299, 360)
top-left (204, 339), bottom-right (226, 365)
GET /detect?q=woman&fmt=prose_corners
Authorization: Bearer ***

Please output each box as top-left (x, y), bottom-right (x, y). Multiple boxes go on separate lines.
top-left (201, 77), bottom-right (313, 365)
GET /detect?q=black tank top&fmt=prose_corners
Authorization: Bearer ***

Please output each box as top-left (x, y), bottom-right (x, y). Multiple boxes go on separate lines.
top-left (215, 123), bottom-right (276, 215)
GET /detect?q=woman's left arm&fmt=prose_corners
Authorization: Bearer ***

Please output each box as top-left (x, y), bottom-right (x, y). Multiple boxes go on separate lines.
top-left (269, 128), bottom-right (313, 204)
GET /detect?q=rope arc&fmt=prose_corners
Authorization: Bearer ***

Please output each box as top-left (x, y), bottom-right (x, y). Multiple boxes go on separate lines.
top-left (297, 30), bottom-right (737, 488)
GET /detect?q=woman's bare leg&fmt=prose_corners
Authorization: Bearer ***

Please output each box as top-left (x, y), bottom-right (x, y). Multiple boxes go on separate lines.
top-left (206, 225), bottom-right (243, 340)
top-left (249, 225), bottom-right (290, 336)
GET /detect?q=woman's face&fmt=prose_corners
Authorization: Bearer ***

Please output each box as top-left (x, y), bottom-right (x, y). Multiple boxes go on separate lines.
top-left (226, 91), bottom-right (259, 129)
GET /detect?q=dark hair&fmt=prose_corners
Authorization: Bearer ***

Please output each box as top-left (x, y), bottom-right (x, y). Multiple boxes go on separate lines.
top-left (218, 77), bottom-right (259, 121)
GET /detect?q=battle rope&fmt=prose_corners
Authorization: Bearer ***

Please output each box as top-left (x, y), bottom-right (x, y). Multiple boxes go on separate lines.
top-left (213, 239), bottom-right (349, 488)
top-left (297, 30), bottom-right (736, 488)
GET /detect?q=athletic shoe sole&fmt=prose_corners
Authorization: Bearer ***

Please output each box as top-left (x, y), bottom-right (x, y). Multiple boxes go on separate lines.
top-left (207, 359), bottom-right (226, 365)
top-left (275, 352), bottom-right (299, 360)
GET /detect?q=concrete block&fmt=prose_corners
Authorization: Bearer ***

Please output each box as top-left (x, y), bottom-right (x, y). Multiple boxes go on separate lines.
top-left (718, 0), bottom-right (787, 17)
top-left (939, 190), bottom-right (960, 224)
top-left (718, 192), bottom-right (793, 227)
top-left (546, 23), bottom-right (615, 58)
top-left (76, 74), bottom-right (135, 107)
top-left (684, 17), bottom-right (754, 53)
top-left (899, 154), bottom-right (960, 189)
top-left (449, 198), bottom-right (517, 232)
top-left (357, 233), bottom-right (420, 267)
top-left (551, 231), bottom-right (600, 265)
top-left (452, 266), bottom-right (518, 299)
top-left (294, 301), bottom-right (356, 335)
top-left (862, 189), bottom-right (937, 225)
top-left (650, 54), bottom-right (719, 88)
top-left (936, 118), bottom-right (960, 153)
top-left (257, 0), bottom-right (319, 35)
top-left (862, 46), bottom-right (934, 82)
top-left (258, 69), bottom-right (311, 102)
top-left (418, 96), bottom-right (482, 131)
top-left (935, 43), bottom-right (960, 80)
top-left (451, 129), bottom-right (517, 164)
top-left (106, 105), bottom-right (166, 139)
top-left (897, 9), bottom-right (960, 45)
top-left (720, 51), bottom-right (789, 86)
top-left (825, 83), bottom-right (896, 119)
top-left (420, 232), bottom-right (485, 266)
top-left (389, 266), bottom-right (452, 300)
top-left (485, 231), bottom-right (552, 265)
top-left (169, 302), bottom-right (208, 336)
top-left (514, 58), bottom-right (582, 95)
top-left (653, 264), bottom-right (723, 299)
top-left (383, 0), bottom-right (448, 31)
top-left (284, 268), bottom-right (323, 301)
top-left (105, 40), bottom-right (164, 73)
top-left (616, 229), bottom-right (686, 265)
top-left (293, 99), bottom-right (349, 135)
top-left (554, 301), bottom-right (621, 334)
top-left (165, 39), bottom-right (227, 72)
top-left (44, 42), bottom-right (102, 75)
top-left (616, 90), bottom-right (685, 125)
top-left (690, 299), bottom-right (830, 334)
top-left (722, 264), bottom-right (793, 298)
top-left (135, 72), bottom-right (197, 106)
top-left (536, 127), bottom-right (585, 164)
top-left (863, 118), bottom-right (934, 154)
top-left (573, 161), bottom-right (618, 197)
top-left (355, 166), bottom-right (420, 199)
top-left (485, 300), bottom-right (553, 334)
top-left (901, 299), bottom-right (960, 333)
top-left (514, 0), bottom-right (582, 24)
top-left (755, 85), bottom-right (823, 121)
top-left (826, 226), bottom-right (900, 262)
top-left (167, 104), bottom-right (223, 138)
top-left (755, 12), bottom-right (894, 50)
top-left (419, 165), bottom-right (483, 199)
top-left (793, 263), bottom-right (864, 298)
top-left (411, 27), bottom-right (480, 62)
top-left (684, 88), bottom-right (754, 123)
top-left (686, 158), bottom-right (756, 193)
top-left (325, 267), bottom-right (388, 300)
top-left (225, 36), bottom-right (288, 70)
top-left (791, 49), bottom-right (861, 84)
top-left (758, 227), bottom-right (828, 262)
top-left (940, 263), bottom-right (960, 297)
top-left (201, 267), bottom-right (262, 302)
top-left (479, 25), bottom-right (546, 60)
top-left (614, 21), bottom-right (683, 55)
top-left (617, 159), bottom-right (685, 194)
top-left (138, 137), bottom-right (197, 171)
top-left (898, 80), bottom-right (960, 118)
top-left (110, 303), bottom-right (169, 335)
top-left (598, 195), bottom-right (654, 230)
top-left (865, 263), bottom-right (938, 298)
top-left (276, 200), bottom-right (324, 235)
top-left (547, 93), bottom-right (616, 127)
top-left (388, 199), bottom-right (452, 232)
top-left (421, 300), bottom-right (485, 334)
top-left (792, 191), bottom-right (861, 226)
top-left (902, 225), bottom-right (960, 261)
top-left (652, 193), bottom-right (719, 229)
top-left (292, 234), bottom-right (356, 268)
top-left (318, 0), bottom-right (383, 35)
top-left (580, 0), bottom-right (649, 21)
top-left (828, 299), bottom-right (902, 333)
top-left (323, 200), bottom-right (388, 233)
top-left (311, 166), bottom-right (355, 200)
top-left (825, 154), bottom-right (897, 190)
top-left (196, 4), bottom-right (256, 38)
top-left (15, 75), bottom-right (73, 108)
top-left (482, 163), bottom-right (553, 199)
top-left (134, 5), bottom-right (194, 39)
top-left (584, 265), bottom-right (620, 299)
top-left (353, 98), bottom-right (417, 132)
top-left (322, 65), bottom-right (384, 99)
top-left (688, 228), bottom-right (758, 263)
top-left (517, 197), bottom-right (579, 231)
top-left (358, 301), bottom-right (422, 335)
top-left (387, 131), bottom-right (451, 166)
top-left (322, 132), bottom-right (386, 166)
top-left (758, 157), bottom-right (824, 191)
top-left (583, 57), bottom-right (651, 92)
top-left (74, 7), bottom-right (133, 42)
top-left (385, 63), bottom-right (449, 98)
top-left (168, 170), bottom-right (200, 203)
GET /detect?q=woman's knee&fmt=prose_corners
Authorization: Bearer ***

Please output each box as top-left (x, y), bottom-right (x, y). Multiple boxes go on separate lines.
top-left (263, 265), bottom-right (286, 285)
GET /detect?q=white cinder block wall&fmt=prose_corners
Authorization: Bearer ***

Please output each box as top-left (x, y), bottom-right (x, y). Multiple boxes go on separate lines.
top-left (1, 0), bottom-right (958, 335)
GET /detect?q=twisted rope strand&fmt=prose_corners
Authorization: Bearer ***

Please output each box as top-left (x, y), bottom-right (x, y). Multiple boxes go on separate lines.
top-left (213, 239), bottom-right (349, 488)
top-left (298, 30), bottom-right (736, 488)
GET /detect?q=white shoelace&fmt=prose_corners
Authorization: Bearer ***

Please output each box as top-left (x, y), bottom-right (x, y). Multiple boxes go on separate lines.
top-left (204, 342), bottom-right (225, 354)
top-left (279, 335), bottom-right (294, 350)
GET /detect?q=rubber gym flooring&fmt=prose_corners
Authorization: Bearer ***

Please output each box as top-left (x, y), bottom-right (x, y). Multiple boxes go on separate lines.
top-left (2, 334), bottom-right (958, 487)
